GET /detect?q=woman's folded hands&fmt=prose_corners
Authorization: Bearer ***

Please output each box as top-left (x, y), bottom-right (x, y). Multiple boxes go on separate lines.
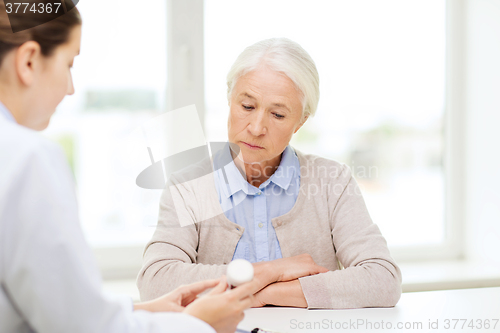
top-left (134, 253), bottom-right (328, 319)
top-left (251, 253), bottom-right (329, 308)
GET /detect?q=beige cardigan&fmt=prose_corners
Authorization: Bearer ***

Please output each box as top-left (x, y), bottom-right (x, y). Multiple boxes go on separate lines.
top-left (137, 148), bottom-right (402, 309)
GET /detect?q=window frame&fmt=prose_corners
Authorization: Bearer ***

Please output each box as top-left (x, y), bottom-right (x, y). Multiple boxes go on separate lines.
top-left (388, 0), bottom-right (466, 263)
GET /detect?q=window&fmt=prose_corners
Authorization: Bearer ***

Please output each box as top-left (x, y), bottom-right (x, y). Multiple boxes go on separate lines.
top-left (43, 0), bottom-right (167, 247)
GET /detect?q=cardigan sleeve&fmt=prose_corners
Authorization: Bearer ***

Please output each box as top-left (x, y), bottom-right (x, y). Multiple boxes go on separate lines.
top-left (136, 174), bottom-right (227, 301)
top-left (298, 166), bottom-right (402, 309)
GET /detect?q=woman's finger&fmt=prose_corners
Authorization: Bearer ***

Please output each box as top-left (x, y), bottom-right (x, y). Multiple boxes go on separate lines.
top-left (238, 311), bottom-right (245, 323)
top-left (207, 276), bottom-right (228, 295)
top-left (238, 294), bottom-right (254, 310)
top-left (182, 278), bottom-right (221, 297)
top-left (166, 303), bottom-right (185, 312)
top-left (317, 265), bottom-right (329, 273)
top-left (229, 280), bottom-right (260, 300)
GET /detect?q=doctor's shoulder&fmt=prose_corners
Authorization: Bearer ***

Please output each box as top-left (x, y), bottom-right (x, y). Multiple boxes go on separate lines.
top-left (0, 120), bottom-right (71, 185)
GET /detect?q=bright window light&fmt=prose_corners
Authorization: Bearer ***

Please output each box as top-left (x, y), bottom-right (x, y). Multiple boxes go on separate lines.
top-left (43, 0), bottom-right (167, 247)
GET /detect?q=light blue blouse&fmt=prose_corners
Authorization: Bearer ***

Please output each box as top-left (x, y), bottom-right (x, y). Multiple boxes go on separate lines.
top-left (212, 143), bottom-right (300, 263)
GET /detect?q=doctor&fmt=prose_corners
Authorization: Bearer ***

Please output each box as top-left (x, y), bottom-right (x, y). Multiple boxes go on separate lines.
top-left (0, 3), bottom-right (255, 333)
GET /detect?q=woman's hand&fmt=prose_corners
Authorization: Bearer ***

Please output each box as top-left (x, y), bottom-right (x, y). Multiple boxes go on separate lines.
top-left (253, 254), bottom-right (329, 290)
top-left (251, 280), bottom-right (308, 308)
top-left (134, 278), bottom-right (221, 312)
top-left (250, 285), bottom-right (269, 308)
top-left (184, 276), bottom-right (258, 333)
top-left (274, 254), bottom-right (329, 282)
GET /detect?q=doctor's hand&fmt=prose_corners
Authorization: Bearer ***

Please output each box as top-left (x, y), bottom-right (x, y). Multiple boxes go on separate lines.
top-left (184, 276), bottom-right (257, 333)
top-left (134, 278), bottom-right (221, 312)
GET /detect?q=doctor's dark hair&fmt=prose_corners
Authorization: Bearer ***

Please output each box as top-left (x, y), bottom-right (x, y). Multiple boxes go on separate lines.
top-left (0, 1), bottom-right (81, 68)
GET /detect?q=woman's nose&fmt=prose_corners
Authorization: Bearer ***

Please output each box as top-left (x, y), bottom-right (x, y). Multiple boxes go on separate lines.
top-left (248, 109), bottom-right (267, 136)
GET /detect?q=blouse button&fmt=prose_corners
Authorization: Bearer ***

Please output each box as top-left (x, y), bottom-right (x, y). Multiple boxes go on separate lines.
top-left (258, 223), bottom-right (264, 228)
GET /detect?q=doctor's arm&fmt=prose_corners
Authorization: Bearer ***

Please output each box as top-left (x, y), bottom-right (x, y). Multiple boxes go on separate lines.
top-left (2, 143), bottom-right (215, 333)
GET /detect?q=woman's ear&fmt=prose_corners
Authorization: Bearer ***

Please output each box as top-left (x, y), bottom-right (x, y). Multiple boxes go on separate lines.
top-left (15, 41), bottom-right (42, 86)
top-left (294, 114), bottom-right (309, 133)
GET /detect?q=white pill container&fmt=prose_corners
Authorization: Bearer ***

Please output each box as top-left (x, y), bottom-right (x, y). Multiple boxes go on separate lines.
top-left (226, 259), bottom-right (254, 289)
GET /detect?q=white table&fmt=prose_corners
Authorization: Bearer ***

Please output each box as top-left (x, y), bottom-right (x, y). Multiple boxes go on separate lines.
top-left (238, 287), bottom-right (500, 333)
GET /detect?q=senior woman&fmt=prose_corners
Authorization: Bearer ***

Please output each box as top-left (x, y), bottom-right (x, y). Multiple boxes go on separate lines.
top-left (137, 38), bottom-right (402, 309)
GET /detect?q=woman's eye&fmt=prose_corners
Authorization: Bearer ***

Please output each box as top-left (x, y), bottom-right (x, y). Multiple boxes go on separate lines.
top-left (242, 105), bottom-right (253, 110)
top-left (273, 112), bottom-right (285, 119)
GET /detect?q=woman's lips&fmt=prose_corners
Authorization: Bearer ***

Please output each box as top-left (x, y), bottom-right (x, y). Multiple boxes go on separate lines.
top-left (241, 141), bottom-right (264, 150)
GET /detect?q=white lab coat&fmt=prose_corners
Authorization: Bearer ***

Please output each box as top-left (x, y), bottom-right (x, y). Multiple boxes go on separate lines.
top-left (0, 103), bottom-right (215, 333)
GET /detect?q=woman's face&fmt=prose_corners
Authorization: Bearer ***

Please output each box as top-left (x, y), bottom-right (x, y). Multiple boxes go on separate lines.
top-left (29, 25), bottom-right (81, 130)
top-left (228, 67), bottom-right (307, 166)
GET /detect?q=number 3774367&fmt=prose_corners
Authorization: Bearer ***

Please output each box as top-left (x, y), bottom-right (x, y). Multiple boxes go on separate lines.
top-left (6, 2), bottom-right (62, 14)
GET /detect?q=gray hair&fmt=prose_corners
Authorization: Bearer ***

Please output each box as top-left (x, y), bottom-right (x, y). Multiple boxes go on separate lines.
top-left (226, 38), bottom-right (320, 120)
